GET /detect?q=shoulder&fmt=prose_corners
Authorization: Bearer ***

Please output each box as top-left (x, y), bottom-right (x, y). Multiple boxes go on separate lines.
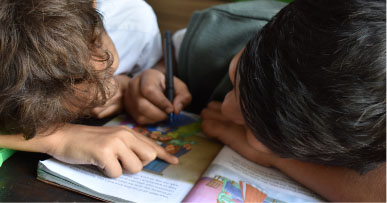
top-left (199, 0), bottom-right (286, 21)
top-left (97, 0), bottom-right (158, 34)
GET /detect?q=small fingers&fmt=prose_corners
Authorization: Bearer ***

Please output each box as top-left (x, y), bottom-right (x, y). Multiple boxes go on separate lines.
top-left (118, 127), bottom-right (176, 166)
top-left (91, 106), bottom-right (104, 116)
top-left (129, 138), bottom-right (158, 165)
top-left (207, 101), bottom-right (222, 111)
top-left (95, 151), bottom-right (123, 178)
top-left (141, 72), bottom-right (174, 113)
top-left (173, 78), bottom-right (192, 114)
top-left (201, 119), bottom-right (227, 139)
top-left (91, 87), bottom-right (123, 118)
top-left (155, 146), bottom-right (179, 165)
top-left (94, 104), bottom-right (122, 119)
top-left (201, 106), bottom-right (228, 121)
top-left (124, 79), bottom-right (168, 124)
top-left (142, 87), bottom-right (174, 113)
top-left (133, 98), bottom-right (169, 124)
top-left (201, 119), bottom-right (246, 145)
top-left (137, 135), bottom-right (179, 165)
top-left (117, 145), bottom-right (144, 173)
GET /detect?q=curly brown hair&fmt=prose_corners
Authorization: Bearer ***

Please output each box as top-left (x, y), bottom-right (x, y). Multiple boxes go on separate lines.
top-left (0, 0), bottom-right (115, 139)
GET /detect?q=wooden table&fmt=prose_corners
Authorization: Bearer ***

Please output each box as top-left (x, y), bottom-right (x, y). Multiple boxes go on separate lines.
top-left (0, 117), bottom-right (112, 201)
top-left (0, 151), bottom-right (96, 201)
top-left (147, 0), bottom-right (226, 33)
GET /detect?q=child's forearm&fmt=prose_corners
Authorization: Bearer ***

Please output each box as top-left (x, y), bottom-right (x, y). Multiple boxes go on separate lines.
top-left (274, 158), bottom-right (386, 202)
top-left (0, 123), bottom-right (179, 178)
top-left (0, 131), bottom-right (54, 154)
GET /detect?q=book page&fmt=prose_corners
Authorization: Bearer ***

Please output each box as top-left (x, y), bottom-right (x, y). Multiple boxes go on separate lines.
top-left (40, 159), bottom-right (192, 202)
top-left (38, 112), bottom-right (223, 202)
top-left (104, 113), bottom-right (222, 184)
top-left (184, 146), bottom-right (324, 202)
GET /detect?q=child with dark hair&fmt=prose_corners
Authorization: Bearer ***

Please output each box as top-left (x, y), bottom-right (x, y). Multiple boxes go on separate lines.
top-left (0, 0), bottom-right (191, 178)
top-left (236, 0), bottom-right (385, 174)
top-left (126, 0), bottom-right (386, 201)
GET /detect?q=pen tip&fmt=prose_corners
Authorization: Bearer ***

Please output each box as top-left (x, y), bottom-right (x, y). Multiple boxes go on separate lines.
top-left (169, 113), bottom-right (174, 124)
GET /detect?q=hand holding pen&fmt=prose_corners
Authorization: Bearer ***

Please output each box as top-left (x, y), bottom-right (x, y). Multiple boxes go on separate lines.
top-left (123, 31), bottom-right (192, 125)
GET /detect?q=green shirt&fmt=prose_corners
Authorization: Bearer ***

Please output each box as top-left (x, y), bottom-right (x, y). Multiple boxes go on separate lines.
top-left (177, 0), bottom-right (286, 113)
top-left (0, 130), bottom-right (16, 167)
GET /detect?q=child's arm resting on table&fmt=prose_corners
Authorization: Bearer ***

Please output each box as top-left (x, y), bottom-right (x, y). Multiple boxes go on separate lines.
top-left (274, 154), bottom-right (386, 202)
top-left (201, 102), bottom-right (386, 202)
top-left (0, 124), bottom-right (178, 178)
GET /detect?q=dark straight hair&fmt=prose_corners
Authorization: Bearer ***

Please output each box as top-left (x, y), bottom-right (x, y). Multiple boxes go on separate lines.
top-left (238, 0), bottom-right (386, 173)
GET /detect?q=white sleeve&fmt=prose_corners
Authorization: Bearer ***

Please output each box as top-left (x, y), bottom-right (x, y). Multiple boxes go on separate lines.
top-left (132, 26), bottom-right (162, 75)
top-left (97, 0), bottom-right (162, 76)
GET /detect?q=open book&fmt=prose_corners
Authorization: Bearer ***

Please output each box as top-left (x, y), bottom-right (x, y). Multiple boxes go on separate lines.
top-left (37, 112), bottom-right (324, 202)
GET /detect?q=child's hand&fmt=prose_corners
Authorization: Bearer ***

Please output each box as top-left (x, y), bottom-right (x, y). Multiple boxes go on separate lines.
top-left (45, 124), bottom-right (179, 178)
top-left (91, 75), bottom-right (130, 119)
top-left (201, 101), bottom-right (280, 168)
top-left (124, 69), bottom-right (192, 124)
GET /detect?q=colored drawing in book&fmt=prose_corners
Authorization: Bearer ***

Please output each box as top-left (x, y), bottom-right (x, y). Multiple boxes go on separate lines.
top-left (216, 176), bottom-right (243, 203)
top-left (184, 174), bottom-right (287, 203)
top-left (119, 113), bottom-right (201, 174)
top-left (239, 180), bottom-right (287, 203)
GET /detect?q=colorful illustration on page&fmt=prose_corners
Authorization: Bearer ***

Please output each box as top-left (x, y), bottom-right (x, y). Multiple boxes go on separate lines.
top-left (184, 175), bottom-right (286, 203)
top-left (118, 113), bottom-right (201, 174)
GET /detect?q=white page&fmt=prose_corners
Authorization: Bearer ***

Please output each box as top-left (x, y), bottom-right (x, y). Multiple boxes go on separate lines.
top-left (39, 112), bottom-right (222, 202)
top-left (206, 146), bottom-right (323, 202)
top-left (40, 159), bottom-right (193, 202)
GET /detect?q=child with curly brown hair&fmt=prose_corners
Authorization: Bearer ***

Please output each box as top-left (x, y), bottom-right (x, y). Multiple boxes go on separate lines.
top-left (0, 0), bottom-right (191, 178)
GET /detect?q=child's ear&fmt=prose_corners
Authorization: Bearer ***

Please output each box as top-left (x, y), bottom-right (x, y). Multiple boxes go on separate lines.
top-left (92, 0), bottom-right (97, 9)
